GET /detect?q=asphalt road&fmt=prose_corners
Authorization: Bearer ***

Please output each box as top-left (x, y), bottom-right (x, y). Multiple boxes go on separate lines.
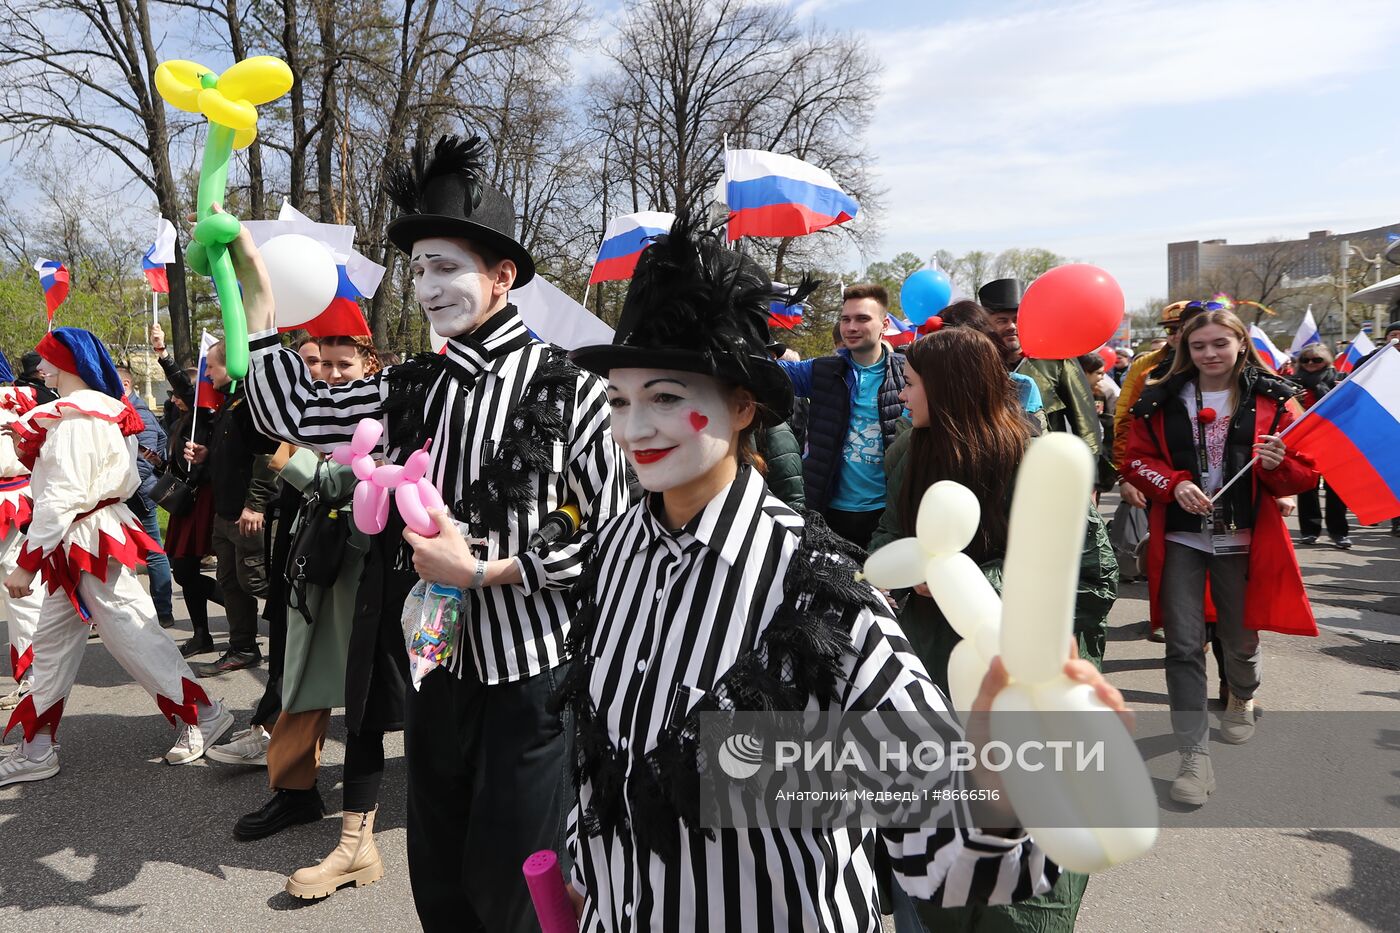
top-left (2, 502), bottom-right (1397, 932)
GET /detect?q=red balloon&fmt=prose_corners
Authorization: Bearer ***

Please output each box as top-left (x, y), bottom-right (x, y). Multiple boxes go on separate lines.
top-left (1096, 345), bottom-right (1117, 370)
top-left (1018, 264), bottom-right (1125, 360)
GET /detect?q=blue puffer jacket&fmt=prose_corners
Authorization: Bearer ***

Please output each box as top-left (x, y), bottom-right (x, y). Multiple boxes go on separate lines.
top-left (778, 348), bottom-right (905, 512)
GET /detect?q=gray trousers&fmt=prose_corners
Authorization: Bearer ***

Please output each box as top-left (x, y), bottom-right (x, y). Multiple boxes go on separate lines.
top-left (1162, 542), bottom-right (1260, 750)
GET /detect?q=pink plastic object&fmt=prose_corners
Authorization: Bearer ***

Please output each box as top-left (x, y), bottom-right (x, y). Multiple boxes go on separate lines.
top-left (522, 850), bottom-right (578, 933)
top-left (353, 481), bottom-right (389, 534)
top-left (351, 418), bottom-right (382, 456)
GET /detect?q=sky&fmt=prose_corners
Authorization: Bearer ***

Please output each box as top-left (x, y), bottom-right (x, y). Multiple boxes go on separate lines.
top-left (798, 0), bottom-right (1400, 308)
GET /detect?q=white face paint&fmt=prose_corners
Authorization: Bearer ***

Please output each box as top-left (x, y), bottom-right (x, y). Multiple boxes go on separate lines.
top-left (409, 236), bottom-right (491, 338)
top-left (605, 368), bottom-right (736, 493)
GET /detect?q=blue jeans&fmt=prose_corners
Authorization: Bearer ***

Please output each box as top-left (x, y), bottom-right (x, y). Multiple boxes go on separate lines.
top-left (139, 498), bottom-right (173, 618)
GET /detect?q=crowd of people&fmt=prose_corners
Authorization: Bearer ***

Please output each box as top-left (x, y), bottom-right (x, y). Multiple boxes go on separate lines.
top-left (0, 133), bottom-right (1386, 932)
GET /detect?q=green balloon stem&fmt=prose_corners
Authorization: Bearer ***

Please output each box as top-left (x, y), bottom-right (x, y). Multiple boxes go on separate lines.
top-left (195, 122), bottom-right (249, 380)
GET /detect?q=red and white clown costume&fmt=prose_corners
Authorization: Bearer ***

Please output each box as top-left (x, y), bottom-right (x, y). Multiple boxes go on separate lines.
top-left (1, 329), bottom-right (230, 785)
top-left (0, 385), bottom-right (44, 711)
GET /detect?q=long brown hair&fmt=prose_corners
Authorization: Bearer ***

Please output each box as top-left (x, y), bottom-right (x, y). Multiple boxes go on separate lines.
top-left (1152, 309), bottom-right (1264, 410)
top-left (900, 327), bottom-right (1031, 563)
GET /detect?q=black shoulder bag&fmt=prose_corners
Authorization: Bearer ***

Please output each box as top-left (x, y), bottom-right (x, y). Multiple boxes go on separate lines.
top-left (286, 460), bottom-right (354, 625)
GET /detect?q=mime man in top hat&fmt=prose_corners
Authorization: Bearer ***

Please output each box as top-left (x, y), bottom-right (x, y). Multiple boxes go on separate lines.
top-left (228, 135), bottom-right (629, 932)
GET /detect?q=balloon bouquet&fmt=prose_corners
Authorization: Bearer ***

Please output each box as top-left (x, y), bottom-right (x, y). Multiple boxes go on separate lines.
top-left (862, 264), bottom-right (1156, 873)
top-left (154, 56), bottom-right (294, 381)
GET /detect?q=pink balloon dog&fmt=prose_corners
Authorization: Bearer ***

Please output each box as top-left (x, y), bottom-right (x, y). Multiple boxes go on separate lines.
top-left (330, 417), bottom-right (447, 537)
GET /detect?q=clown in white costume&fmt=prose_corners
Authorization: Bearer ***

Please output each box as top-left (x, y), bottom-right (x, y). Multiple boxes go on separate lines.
top-left (0, 382), bottom-right (43, 714)
top-left (0, 328), bottom-right (233, 787)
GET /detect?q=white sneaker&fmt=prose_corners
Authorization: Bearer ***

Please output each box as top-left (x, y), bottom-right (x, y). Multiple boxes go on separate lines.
top-left (165, 701), bottom-right (234, 765)
top-left (0, 744), bottom-right (60, 787)
top-left (1220, 694), bottom-right (1256, 744)
top-left (0, 679), bottom-right (30, 711)
top-left (205, 725), bottom-right (271, 766)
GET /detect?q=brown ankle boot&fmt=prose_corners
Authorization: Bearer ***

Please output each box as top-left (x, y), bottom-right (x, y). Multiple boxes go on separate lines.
top-left (285, 808), bottom-right (383, 899)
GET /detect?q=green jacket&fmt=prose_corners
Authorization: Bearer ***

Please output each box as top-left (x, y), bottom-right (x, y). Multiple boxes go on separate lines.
top-left (278, 449), bottom-right (371, 714)
top-left (756, 421), bottom-right (805, 510)
top-left (1015, 357), bottom-right (1102, 457)
top-left (872, 428), bottom-right (1117, 692)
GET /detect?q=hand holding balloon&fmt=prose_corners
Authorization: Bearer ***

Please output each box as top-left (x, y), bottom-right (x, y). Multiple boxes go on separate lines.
top-left (860, 433), bottom-right (1157, 873)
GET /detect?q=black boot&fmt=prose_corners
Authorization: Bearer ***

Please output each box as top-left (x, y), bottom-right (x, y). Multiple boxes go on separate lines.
top-left (234, 787), bottom-right (325, 841)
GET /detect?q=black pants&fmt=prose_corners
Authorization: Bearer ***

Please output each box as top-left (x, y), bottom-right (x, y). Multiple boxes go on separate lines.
top-left (343, 729), bottom-right (385, 813)
top-left (170, 556), bottom-right (223, 638)
top-left (250, 612), bottom-right (285, 728)
top-left (405, 662), bottom-right (573, 933)
top-left (822, 507), bottom-right (884, 551)
top-left (1298, 481), bottom-right (1350, 539)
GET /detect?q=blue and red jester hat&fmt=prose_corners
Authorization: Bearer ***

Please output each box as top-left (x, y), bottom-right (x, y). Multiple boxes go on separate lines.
top-left (35, 327), bottom-right (146, 436)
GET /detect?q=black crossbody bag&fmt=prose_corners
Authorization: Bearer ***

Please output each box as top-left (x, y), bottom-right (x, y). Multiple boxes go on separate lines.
top-left (286, 461), bottom-right (354, 624)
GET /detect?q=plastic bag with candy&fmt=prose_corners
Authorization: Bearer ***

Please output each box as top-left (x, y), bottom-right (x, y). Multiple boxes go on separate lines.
top-left (401, 580), bottom-right (465, 689)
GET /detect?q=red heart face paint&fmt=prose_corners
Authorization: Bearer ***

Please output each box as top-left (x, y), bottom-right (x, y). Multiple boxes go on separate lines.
top-left (688, 411), bottom-right (709, 432)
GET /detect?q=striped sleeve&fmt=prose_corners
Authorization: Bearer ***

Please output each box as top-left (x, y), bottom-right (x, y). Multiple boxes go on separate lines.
top-left (515, 371), bottom-right (627, 595)
top-left (244, 328), bottom-right (389, 452)
top-left (839, 600), bottom-right (1060, 907)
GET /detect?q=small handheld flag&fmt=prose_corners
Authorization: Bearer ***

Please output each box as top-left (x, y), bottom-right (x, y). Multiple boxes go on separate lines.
top-left (1288, 307), bottom-right (1320, 356)
top-left (589, 211), bottom-right (676, 284)
top-left (724, 149), bottom-right (858, 241)
top-left (34, 259), bottom-right (69, 322)
top-left (1336, 333), bottom-right (1376, 374)
top-left (883, 314), bottom-right (916, 347)
top-left (767, 282), bottom-right (805, 331)
top-left (1248, 324), bottom-right (1288, 370)
top-left (142, 218), bottom-right (177, 293)
top-left (1284, 344), bottom-right (1400, 523)
top-left (195, 331), bottom-right (223, 410)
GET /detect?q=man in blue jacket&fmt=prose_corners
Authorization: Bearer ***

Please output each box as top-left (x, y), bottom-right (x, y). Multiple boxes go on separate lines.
top-left (118, 368), bottom-right (175, 629)
top-left (778, 283), bottom-right (905, 549)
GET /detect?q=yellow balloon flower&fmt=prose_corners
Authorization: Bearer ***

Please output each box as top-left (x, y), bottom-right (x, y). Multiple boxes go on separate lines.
top-left (154, 55), bottom-right (292, 149)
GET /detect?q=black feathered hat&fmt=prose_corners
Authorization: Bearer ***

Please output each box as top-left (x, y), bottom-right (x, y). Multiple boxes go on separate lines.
top-left (978, 278), bottom-right (1022, 312)
top-left (385, 135), bottom-right (535, 286)
top-left (571, 215), bottom-right (805, 427)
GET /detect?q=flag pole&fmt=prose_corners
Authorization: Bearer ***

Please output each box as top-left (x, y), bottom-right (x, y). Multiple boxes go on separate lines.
top-left (146, 290), bottom-right (157, 404)
top-left (1210, 338), bottom-right (1399, 503)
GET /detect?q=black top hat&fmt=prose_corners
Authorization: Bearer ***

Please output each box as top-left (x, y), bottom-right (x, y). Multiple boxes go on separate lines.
top-left (978, 278), bottom-right (1022, 312)
top-left (571, 216), bottom-right (801, 427)
top-left (385, 135), bottom-right (535, 287)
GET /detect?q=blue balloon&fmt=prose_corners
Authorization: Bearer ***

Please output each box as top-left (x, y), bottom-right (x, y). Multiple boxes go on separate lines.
top-left (900, 269), bottom-right (952, 325)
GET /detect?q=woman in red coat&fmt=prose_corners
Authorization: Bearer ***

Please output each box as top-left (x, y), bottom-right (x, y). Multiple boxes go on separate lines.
top-left (1123, 309), bottom-right (1317, 808)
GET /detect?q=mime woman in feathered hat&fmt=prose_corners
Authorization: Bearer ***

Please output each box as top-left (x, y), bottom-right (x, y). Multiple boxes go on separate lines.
top-left (0, 327), bottom-right (233, 789)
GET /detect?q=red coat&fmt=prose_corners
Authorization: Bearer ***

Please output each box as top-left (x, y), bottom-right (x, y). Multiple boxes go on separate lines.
top-left (1124, 379), bottom-right (1319, 636)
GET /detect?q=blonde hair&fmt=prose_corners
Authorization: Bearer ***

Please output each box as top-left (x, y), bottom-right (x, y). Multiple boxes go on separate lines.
top-left (1153, 309), bottom-right (1266, 408)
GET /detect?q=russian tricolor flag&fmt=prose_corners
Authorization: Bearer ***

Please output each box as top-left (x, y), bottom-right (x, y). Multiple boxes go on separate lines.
top-left (589, 211), bottom-right (675, 284)
top-left (301, 265), bottom-right (372, 338)
top-left (142, 218), bottom-right (177, 293)
top-left (1336, 333), bottom-right (1375, 374)
top-left (1248, 324), bottom-right (1288, 370)
top-left (33, 259), bottom-right (69, 319)
top-left (1288, 307), bottom-right (1320, 356)
top-left (768, 282), bottom-right (805, 331)
top-left (1285, 344), bottom-right (1400, 523)
top-left (883, 314), bottom-right (916, 348)
top-left (195, 330), bottom-right (223, 409)
top-left (724, 149), bottom-right (858, 241)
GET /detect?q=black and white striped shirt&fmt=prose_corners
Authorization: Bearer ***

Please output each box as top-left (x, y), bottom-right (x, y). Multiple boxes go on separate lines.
top-left (243, 306), bottom-right (629, 684)
top-left (569, 466), bottom-right (1056, 932)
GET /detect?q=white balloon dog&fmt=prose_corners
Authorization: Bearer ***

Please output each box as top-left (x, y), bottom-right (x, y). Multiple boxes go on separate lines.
top-left (860, 432), bottom-right (1157, 873)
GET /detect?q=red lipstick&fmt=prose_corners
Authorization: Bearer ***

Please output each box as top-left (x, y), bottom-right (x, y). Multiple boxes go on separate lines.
top-left (632, 448), bottom-right (674, 464)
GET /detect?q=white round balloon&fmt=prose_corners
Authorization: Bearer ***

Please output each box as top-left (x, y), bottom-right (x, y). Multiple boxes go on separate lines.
top-left (261, 233), bottom-right (339, 328)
